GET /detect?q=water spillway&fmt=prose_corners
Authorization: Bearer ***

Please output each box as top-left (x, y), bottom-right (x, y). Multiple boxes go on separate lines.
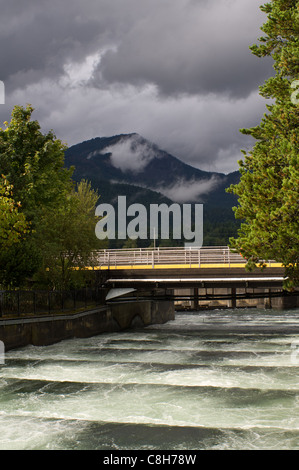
top-left (1, 309), bottom-right (299, 450)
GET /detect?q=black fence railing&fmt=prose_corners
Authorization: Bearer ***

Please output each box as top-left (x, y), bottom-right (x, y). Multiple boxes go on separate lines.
top-left (0, 288), bottom-right (106, 317)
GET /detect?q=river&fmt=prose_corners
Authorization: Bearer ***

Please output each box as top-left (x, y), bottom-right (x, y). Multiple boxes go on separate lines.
top-left (1, 308), bottom-right (299, 450)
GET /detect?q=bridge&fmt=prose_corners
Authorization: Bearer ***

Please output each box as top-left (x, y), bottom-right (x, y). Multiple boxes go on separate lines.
top-left (88, 246), bottom-right (297, 310)
top-left (1, 247), bottom-right (297, 352)
top-left (91, 245), bottom-right (282, 271)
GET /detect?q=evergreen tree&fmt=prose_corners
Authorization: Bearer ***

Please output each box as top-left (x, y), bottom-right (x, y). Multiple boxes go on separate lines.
top-left (228, 0), bottom-right (299, 288)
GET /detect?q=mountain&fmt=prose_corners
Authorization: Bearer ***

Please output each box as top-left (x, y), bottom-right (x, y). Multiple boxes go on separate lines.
top-left (64, 133), bottom-right (241, 246)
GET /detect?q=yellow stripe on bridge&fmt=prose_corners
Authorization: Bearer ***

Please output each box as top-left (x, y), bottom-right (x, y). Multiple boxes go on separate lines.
top-left (84, 262), bottom-right (283, 271)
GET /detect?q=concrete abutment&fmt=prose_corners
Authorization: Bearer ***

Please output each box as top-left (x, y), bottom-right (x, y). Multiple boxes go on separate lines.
top-left (0, 297), bottom-right (175, 352)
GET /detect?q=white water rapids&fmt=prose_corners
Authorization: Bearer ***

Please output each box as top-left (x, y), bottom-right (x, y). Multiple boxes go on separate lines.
top-left (1, 308), bottom-right (299, 450)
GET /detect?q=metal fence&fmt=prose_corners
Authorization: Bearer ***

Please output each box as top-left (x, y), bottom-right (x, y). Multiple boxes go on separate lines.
top-left (91, 246), bottom-right (258, 268)
top-left (0, 288), bottom-right (104, 317)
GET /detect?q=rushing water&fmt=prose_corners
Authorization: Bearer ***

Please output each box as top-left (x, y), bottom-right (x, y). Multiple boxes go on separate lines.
top-left (1, 308), bottom-right (299, 450)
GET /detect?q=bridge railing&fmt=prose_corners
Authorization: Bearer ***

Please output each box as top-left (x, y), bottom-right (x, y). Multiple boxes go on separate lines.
top-left (0, 287), bottom-right (104, 318)
top-left (91, 246), bottom-right (258, 268)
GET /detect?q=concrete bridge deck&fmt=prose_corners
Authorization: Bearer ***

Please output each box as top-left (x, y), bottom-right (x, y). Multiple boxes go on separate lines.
top-left (89, 247), bottom-right (286, 289)
top-left (88, 247), bottom-right (297, 309)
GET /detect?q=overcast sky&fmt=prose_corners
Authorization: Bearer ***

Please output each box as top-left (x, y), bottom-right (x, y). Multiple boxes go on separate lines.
top-left (0, 0), bottom-right (273, 174)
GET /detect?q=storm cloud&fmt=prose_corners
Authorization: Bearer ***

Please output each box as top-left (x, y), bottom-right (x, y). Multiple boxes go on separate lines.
top-left (0, 0), bottom-right (274, 173)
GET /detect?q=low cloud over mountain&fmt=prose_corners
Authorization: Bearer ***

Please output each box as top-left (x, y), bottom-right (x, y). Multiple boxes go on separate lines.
top-left (65, 133), bottom-right (239, 207)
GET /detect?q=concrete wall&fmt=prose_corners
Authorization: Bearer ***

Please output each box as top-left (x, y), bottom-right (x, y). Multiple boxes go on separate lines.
top-left (0, 299), bottom-right (175, 352)
top-left (107, 299), bottom-right (175, 330)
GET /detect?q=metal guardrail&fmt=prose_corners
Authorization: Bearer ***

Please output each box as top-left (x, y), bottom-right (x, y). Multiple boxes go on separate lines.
top-left (0, 288), bottom-right (103, 318)
top-left (90, 246), bottom-right (276, 269)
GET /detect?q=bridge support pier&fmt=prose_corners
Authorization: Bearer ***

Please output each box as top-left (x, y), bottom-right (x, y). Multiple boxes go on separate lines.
top-left (264, 289), bottom-right (272, 309)
top-left (191, 288), bottom-right (199, 310)
top-left (229, 287), bottom-right (237, 309)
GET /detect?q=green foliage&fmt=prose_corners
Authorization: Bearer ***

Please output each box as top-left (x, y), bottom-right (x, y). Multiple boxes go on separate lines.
top-left (0, 106), bottom-right (101, 289)
top-left (0, 175), bottom-right (28, 248)
top-left (0, 176), bottom-right (34, 287)
top-left (0, 105), bottom-right (73, 287)
top-left (0, 239), bottom-right (41, 288)
top-left (228, 0), bottom-right (299, 288)
top-left (34, 180), bottom-right (100, 289)
top-left (0, 105), bottom-right (73, 222)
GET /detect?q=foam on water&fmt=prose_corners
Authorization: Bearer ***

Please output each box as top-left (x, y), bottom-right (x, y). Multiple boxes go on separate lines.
top-left (1, 308), bottom-right (299, 449)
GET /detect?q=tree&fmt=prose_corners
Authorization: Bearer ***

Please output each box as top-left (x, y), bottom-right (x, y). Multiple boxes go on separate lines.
top-left (228, 0), bottom-right (299, 288)
top-left (0, 176), bottom-right (35, 287)
top-left (34, 180), bottom-right (100, 289)
top-left (0, 105), bottom-right (73, 223)
top-left (0, 105), bottom-right (104, 289)
top-left (0, 105), bottom-right (75, 287)
top-left (0, 176), bottom-right (28, 248)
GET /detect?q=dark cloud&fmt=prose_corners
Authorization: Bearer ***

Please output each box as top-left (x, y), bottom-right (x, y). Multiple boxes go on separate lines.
top-left (0, 0), bottom-right (104, 93)
top-left (0, 0), bottom-right (274, 174)
top-left (98, 0), bottom-right (273, 98)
